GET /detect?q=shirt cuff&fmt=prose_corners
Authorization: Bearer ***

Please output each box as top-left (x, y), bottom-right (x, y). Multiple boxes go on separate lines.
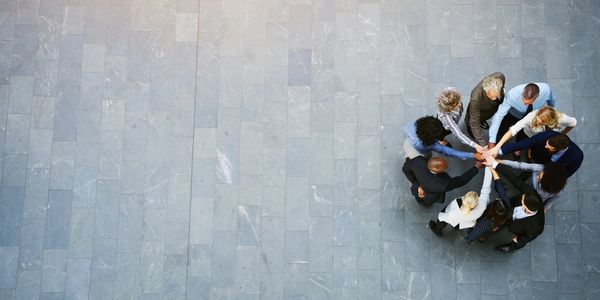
top-left (492, 161), bottom-right (499, 169)
top-left (498, 149), bottom-right (503, 156)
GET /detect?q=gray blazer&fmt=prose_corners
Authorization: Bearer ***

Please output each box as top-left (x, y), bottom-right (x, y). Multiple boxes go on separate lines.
top-left (465, 72), bottom-right (505, 146)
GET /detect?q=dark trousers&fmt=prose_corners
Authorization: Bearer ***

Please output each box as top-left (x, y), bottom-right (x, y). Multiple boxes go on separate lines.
top-left (497, 113), bottom-right (528, 145)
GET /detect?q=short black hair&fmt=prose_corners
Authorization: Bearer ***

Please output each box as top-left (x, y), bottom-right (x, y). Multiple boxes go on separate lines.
top-left (548, 134), bottom-right (570, 150)
top-left (523, 83), bottom-right (540, 99)
top-left (540, 162), bottom-right (568, 194)
top-left (522, 191), bottom-right (543, 212)
top-left (415, 116), bottom-right (444, 146)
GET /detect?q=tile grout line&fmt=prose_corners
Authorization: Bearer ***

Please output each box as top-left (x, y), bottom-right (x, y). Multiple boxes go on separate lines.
top-left (184, 4), bottom-right (203, 299)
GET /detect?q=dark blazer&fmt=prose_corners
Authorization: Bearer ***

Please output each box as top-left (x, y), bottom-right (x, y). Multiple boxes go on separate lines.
top-left (500, 131), bottom-right (583, 177)
top-left (493, 178), bottom-right (544, 248)
top-left (402, 156), bottom-right (479, 206)
top-left (466, 72), bottom-right (505, 146)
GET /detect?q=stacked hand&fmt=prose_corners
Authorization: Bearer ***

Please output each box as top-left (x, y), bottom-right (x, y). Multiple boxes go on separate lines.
top-left (483, 151), bottom-right (498, 167)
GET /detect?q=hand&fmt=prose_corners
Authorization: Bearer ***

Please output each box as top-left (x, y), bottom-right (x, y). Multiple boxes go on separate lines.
top-left (474, 144), bottom-right (485, 153)
top-left (483, 152), bottom-right (497, 166)
top-left (474, 160), bottom-right (484, 169)
top-left (486, 146), bottom-right (500, 158)
top-left (473, 152), bottom-right (484, 161)
top-left (488, 142), bottom-right (495, 150)
top-left (417, 186), bottom-right (426, 198)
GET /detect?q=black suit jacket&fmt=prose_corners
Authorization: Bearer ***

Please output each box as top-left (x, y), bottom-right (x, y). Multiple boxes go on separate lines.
top-left (402, 156), bottom-right (479, 206)
top-left (508, 195), bottom-right (545, 247)
top-left (493, 177), bottom-right (544, 248)
top-left (500, 131), bottom-right (583, 177)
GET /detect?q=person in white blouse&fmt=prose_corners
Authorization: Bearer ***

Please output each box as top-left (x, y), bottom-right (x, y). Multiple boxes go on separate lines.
top-left (436, 88), bottom-right (486, 154)
top-left (487, 106), bottom-right (577, 158)
top-left (429, 168), bottom-right (493, 236)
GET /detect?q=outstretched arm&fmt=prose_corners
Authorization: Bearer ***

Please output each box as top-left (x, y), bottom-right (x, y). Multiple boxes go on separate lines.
top-left (500, 131), bottom-right (549, 156)
top-left (490, 167), bottom-right (513, 210)
top-left (446, 166), bottom-right (479, 191)
top-left (495, 164), bottom-right (534, 194)
top-left (439, 113), bottom-right (479, 149)
top-left (431, 142), bottom-right (475, 160)
top-left (500, 159), bottom-right (545, 173)
top-left (488, 101), bottom-right (511, 144)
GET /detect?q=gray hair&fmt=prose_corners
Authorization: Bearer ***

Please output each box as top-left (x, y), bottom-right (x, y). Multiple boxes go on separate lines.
top-left (437, 87), bottom-right (461, 113)
top-left (482, 76), bottom-right (503, 95)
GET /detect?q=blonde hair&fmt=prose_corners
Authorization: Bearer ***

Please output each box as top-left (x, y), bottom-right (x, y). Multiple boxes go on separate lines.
top-left (531, 106), bottom-right (562, 130)
top-left (482, 76), bottom-right (503, 95)
top-left (437, 87), bottom-right (462, 113)
top-left (460, 191), bottom-right (479, 215)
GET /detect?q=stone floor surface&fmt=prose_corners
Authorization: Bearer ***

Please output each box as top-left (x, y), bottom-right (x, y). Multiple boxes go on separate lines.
top-left (0, 0), bottom-right (599, 299)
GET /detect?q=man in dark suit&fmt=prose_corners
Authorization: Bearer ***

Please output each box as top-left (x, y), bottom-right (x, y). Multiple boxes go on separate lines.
top-left (486, 164), bottom-right (544, 253)
top-left (402, 156), bottom-right (482, 206)
top-left (499, 131), bottom-right (583, 177)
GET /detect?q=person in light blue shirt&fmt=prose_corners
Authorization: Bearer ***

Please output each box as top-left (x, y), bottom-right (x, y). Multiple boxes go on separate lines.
top-left (403, 116), bottom-right (482, 161)
top-left (487, 83), bottom-right (556, 150)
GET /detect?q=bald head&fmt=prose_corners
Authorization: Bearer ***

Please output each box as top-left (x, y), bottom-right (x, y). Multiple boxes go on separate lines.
top-left (427, 157), bottom-right (448, 174)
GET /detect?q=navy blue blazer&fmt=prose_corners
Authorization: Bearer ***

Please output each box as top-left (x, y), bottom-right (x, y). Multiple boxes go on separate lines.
top-left (500, 131), bottom-right (583, 177)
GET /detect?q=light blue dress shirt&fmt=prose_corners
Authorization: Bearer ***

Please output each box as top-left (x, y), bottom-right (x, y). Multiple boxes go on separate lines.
top-left (488, 83), bottom-right (556, 143)
top-left (403, 121), bottom-right (474, 160)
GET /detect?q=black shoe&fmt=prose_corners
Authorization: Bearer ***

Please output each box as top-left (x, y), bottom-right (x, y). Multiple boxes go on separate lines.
top-left (480, 122), bottom-right (490, 130)
top-left (494, 243), bottom-right (514, 254)
top-left (429, 220), bottom-right (443, 237)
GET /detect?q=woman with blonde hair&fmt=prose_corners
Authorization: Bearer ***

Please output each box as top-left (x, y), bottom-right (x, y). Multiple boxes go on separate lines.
top-left (436, 87), bottom-right (485, 153)
top-left (429, 168), bottom-right (492, 236)
top-left (487, 106), bottom-right (577, 158)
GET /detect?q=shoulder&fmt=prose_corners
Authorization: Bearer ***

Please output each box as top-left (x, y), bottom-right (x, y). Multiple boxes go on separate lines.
top-left (531, 130), bottom-right (558, 141)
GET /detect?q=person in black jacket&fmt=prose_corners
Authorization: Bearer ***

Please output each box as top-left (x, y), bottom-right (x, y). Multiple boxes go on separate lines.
top-left (486, 164), bottom-right (545, 253)
top-left (402, 156), bottom-right (483, 207)
top-left (493, 131), bottom-right (583, 177)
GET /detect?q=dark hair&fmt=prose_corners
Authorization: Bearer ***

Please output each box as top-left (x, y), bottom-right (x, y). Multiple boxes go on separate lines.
top-left (493, 198), bottom-right (507, 216)
top-left (522, 191), bottom-right (543, 212)
top-left (523, 83), bottom-right (540, 100)
top-left (548, 134), bottom-right (570, 150)
top-left (540, 162), bottom-right (567, 194)
top-left (415, 116), bottom-right (444, 146)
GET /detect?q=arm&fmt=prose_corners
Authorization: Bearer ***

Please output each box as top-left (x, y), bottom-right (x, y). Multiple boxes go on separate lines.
top-left (500, 132), bottom-right (549, 155)
top-left (478, 168), bottom-right (493, 206)
top-left (515, 227), bottom-right (543, 247)
top-left (500, 160), bottom-right (545, 173)
top-left (440, 114), bottom-right (478, 148)
top-left (446, 166), bottom-right (479, 191)
top-left (488, 101), bottom-right (512, 144)
top-left (546, 89), bottom-right (556, 107)
top-left (543, 194), bottom-right (559, 210)
top-left (495, 164), bottom-right (535, 194)
top-left (492, 177), bottom-right (513, 210)
top-left (402, 159), bottom-right (420, 197)
top-left (490, 130), bottom-right (514, 156)
top-left (559, 114), bottom-right (577, 135)
top-left (467, 92), bottom-right (487, 146)
top-left (401, 159), bottom-right (417, 184)
top-left (431, 142), bottom-right (474, 160)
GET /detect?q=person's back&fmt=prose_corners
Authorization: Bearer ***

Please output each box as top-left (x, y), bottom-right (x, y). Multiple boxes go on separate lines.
top-left (402, 156), bottom-right (481, 206)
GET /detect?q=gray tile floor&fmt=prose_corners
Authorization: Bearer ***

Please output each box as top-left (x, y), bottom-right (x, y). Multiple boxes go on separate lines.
top-left (0, 0), bottom-right (599, 299)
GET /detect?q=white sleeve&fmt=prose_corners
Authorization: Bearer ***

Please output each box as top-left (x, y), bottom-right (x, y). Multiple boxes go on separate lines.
top-left (509, 110), bottom-right (535, 136)
top-left (559, 113), bottom-right (578, 128)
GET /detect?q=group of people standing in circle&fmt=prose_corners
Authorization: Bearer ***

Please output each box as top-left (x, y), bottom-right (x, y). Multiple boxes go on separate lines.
top-left (402, 72), bottom-right (584, 253)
